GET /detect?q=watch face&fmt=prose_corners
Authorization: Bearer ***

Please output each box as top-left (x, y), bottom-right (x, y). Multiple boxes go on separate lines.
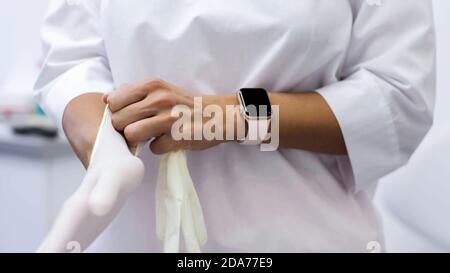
top-left (239, 88), bottom-right (272, 118)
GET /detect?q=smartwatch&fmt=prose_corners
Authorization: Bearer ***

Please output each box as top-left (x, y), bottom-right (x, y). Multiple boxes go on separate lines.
top-left (236, 88), bottom-right (272, 145)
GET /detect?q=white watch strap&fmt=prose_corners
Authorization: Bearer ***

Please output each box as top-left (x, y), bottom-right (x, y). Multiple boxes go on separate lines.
top-left (240, 117), bottom-right (271, 145)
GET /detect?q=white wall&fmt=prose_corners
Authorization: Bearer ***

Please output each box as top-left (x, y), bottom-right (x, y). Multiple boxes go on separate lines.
top-left (0, 0), bottom-right (49, 95)
top-left (0, 0), bottom-right (85, 252)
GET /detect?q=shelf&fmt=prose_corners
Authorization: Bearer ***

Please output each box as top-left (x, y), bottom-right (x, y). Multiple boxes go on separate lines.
top-left (0, 124), bottom-right (72, 157)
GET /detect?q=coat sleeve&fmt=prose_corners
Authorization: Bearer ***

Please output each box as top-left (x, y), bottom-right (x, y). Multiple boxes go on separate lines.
top-left (317, 0), bottom-right (436, 192)
top-left (33, 0), bottom-right (114, 129)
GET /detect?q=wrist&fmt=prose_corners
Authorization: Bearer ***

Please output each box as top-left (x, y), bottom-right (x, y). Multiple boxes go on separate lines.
top-left (221, 94), bottom-right (240, 143)
top-left (236, 89), bottom-right (273, 145)
top-left (202, 94), bottom-right (239, 143)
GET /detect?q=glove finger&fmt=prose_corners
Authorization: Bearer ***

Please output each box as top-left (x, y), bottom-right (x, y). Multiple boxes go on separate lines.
top-left (181, 199), bottom-right (202, 253)
top-left (88, 171), bottom-right (123, 216)
top-left (156, 154), bottom-right (169, 240)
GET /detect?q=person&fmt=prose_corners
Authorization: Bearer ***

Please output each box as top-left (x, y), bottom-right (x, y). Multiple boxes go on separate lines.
top-left (34, 0), bottom-right (436, 252)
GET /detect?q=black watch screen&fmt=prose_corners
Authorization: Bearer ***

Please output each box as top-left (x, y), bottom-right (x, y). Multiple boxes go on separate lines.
top-left (238, 88), bottom-right (272, 118)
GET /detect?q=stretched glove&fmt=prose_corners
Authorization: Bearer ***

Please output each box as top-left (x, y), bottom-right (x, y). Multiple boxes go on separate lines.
top-left (38, 107), bottom-right (207, 252)
top-left (37, 107), bottom-right (145, 252)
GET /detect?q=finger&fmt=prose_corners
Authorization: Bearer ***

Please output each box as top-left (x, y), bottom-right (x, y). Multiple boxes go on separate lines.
top-left (150, 134), bottom-right (184, 155)
top-left (111, 90), bottom-right (177, 132)
top-left (188, 191), bottom-right (208, 246)
top-left (124, 114), bottom-right (175, 144)
top-left (181, 200), bottom-right (202, 253)
top-left (107, 84), bottom-right (147, 112)
top-left (136, 77), bottom-right (167, 90)
top-left (111, 99), bottom-right (158, 131)
top-left (102, 93), bottom-right (109, 104)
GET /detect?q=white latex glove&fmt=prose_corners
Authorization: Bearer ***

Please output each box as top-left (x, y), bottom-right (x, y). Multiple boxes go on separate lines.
top-left (37, 107), bottom-right (145, 253)
top-left (155, 150), bottom-right (208, 253)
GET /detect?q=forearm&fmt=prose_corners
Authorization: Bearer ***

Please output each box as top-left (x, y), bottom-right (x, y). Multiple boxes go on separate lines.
top-left (268, 91), bottom-right (347, 155)
top-left (104, 78), bottom-right (347, 155)
top-left (217, 91), bottom-right (347, 155)
top-left (62, 93), bottom-right (106, 168)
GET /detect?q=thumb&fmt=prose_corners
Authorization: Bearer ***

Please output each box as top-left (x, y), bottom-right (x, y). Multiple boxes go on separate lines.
top-left (88, 171), bottom-right (123, 216)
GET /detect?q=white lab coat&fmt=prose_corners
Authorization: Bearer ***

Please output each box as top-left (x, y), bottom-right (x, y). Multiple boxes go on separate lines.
top-left (34, 0), bottom-right (435, 252)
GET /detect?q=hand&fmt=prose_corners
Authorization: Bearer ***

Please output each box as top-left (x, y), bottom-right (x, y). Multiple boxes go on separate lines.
top-left (106, 78), bottom-right (237, 154)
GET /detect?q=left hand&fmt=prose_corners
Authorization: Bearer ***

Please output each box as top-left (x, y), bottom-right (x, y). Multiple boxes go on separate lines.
top-left (106, 78), bottom-right (236, 154)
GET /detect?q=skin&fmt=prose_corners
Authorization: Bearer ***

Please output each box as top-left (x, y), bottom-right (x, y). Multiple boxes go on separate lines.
top-left (63, 78), bottom-right (347, 168)
top-left (63, 93), bottom-right (105, 168)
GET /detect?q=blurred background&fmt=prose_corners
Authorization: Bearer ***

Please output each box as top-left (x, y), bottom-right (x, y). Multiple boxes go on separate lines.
top-left (0, 0), bottom-right (449, 252)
